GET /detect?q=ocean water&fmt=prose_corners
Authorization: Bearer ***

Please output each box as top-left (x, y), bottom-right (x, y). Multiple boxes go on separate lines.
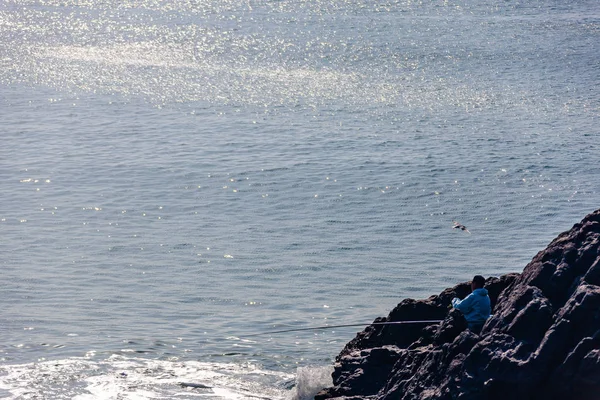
top-left (0, 0), bottom-right (598, 398)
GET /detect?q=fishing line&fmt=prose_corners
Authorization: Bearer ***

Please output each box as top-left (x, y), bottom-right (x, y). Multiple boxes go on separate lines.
top-left (245, 320), bottom-right (443, 337)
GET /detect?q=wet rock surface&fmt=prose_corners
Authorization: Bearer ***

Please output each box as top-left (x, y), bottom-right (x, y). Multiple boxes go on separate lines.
top-left (316, 209), bottom-right (600, 400)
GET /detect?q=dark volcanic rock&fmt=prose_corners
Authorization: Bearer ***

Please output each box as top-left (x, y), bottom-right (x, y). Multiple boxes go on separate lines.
top-left (316, 209), bottom-right (600, 400)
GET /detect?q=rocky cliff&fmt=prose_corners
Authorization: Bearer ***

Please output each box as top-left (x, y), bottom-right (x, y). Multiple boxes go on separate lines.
top-left (316, 209), bottom-right (600, 400)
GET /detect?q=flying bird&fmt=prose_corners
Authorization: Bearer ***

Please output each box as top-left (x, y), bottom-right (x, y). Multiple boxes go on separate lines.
top-left (453, 220), bottom-right (471, 234)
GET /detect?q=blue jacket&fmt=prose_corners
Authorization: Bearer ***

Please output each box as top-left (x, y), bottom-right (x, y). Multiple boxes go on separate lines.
top-left (452, 288), bottom-right (491, 324)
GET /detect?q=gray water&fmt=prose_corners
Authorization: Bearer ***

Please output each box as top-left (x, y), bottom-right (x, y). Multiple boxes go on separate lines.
top-left (0, 0), bottom-right (599, 398)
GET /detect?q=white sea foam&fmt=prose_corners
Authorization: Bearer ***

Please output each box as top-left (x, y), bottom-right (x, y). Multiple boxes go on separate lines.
top-left (0, 356), bottom-right (294, 400)
top-left (289, 366), bottom-right (333, 400)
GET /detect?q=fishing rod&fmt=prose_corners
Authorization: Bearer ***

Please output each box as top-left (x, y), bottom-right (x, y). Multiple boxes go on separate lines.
top-left (244, 320), bottom-right (443, 337)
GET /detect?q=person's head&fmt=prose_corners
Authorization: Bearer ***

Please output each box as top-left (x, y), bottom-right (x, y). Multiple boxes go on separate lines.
top-left (471, 275), bottom-right (486, 291)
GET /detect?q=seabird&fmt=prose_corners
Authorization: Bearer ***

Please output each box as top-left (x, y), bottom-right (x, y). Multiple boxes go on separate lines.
top-left (453, 220), bottom-right (471, 234)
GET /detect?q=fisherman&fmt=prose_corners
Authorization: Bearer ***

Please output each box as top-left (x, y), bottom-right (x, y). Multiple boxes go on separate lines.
top-left (451, 275), bottom-right (491, 334)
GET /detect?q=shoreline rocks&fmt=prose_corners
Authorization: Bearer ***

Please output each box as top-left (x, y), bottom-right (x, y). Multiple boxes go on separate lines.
top-left (316, 209), bottom-right (600, 400)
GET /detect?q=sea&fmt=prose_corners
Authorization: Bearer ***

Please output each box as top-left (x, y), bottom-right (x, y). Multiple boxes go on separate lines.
top-left (0, 0), bottom-right (598, 398)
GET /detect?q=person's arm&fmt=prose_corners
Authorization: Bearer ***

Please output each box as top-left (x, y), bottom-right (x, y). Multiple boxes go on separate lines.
top-left (452, 293), bottom-right (474, 313)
